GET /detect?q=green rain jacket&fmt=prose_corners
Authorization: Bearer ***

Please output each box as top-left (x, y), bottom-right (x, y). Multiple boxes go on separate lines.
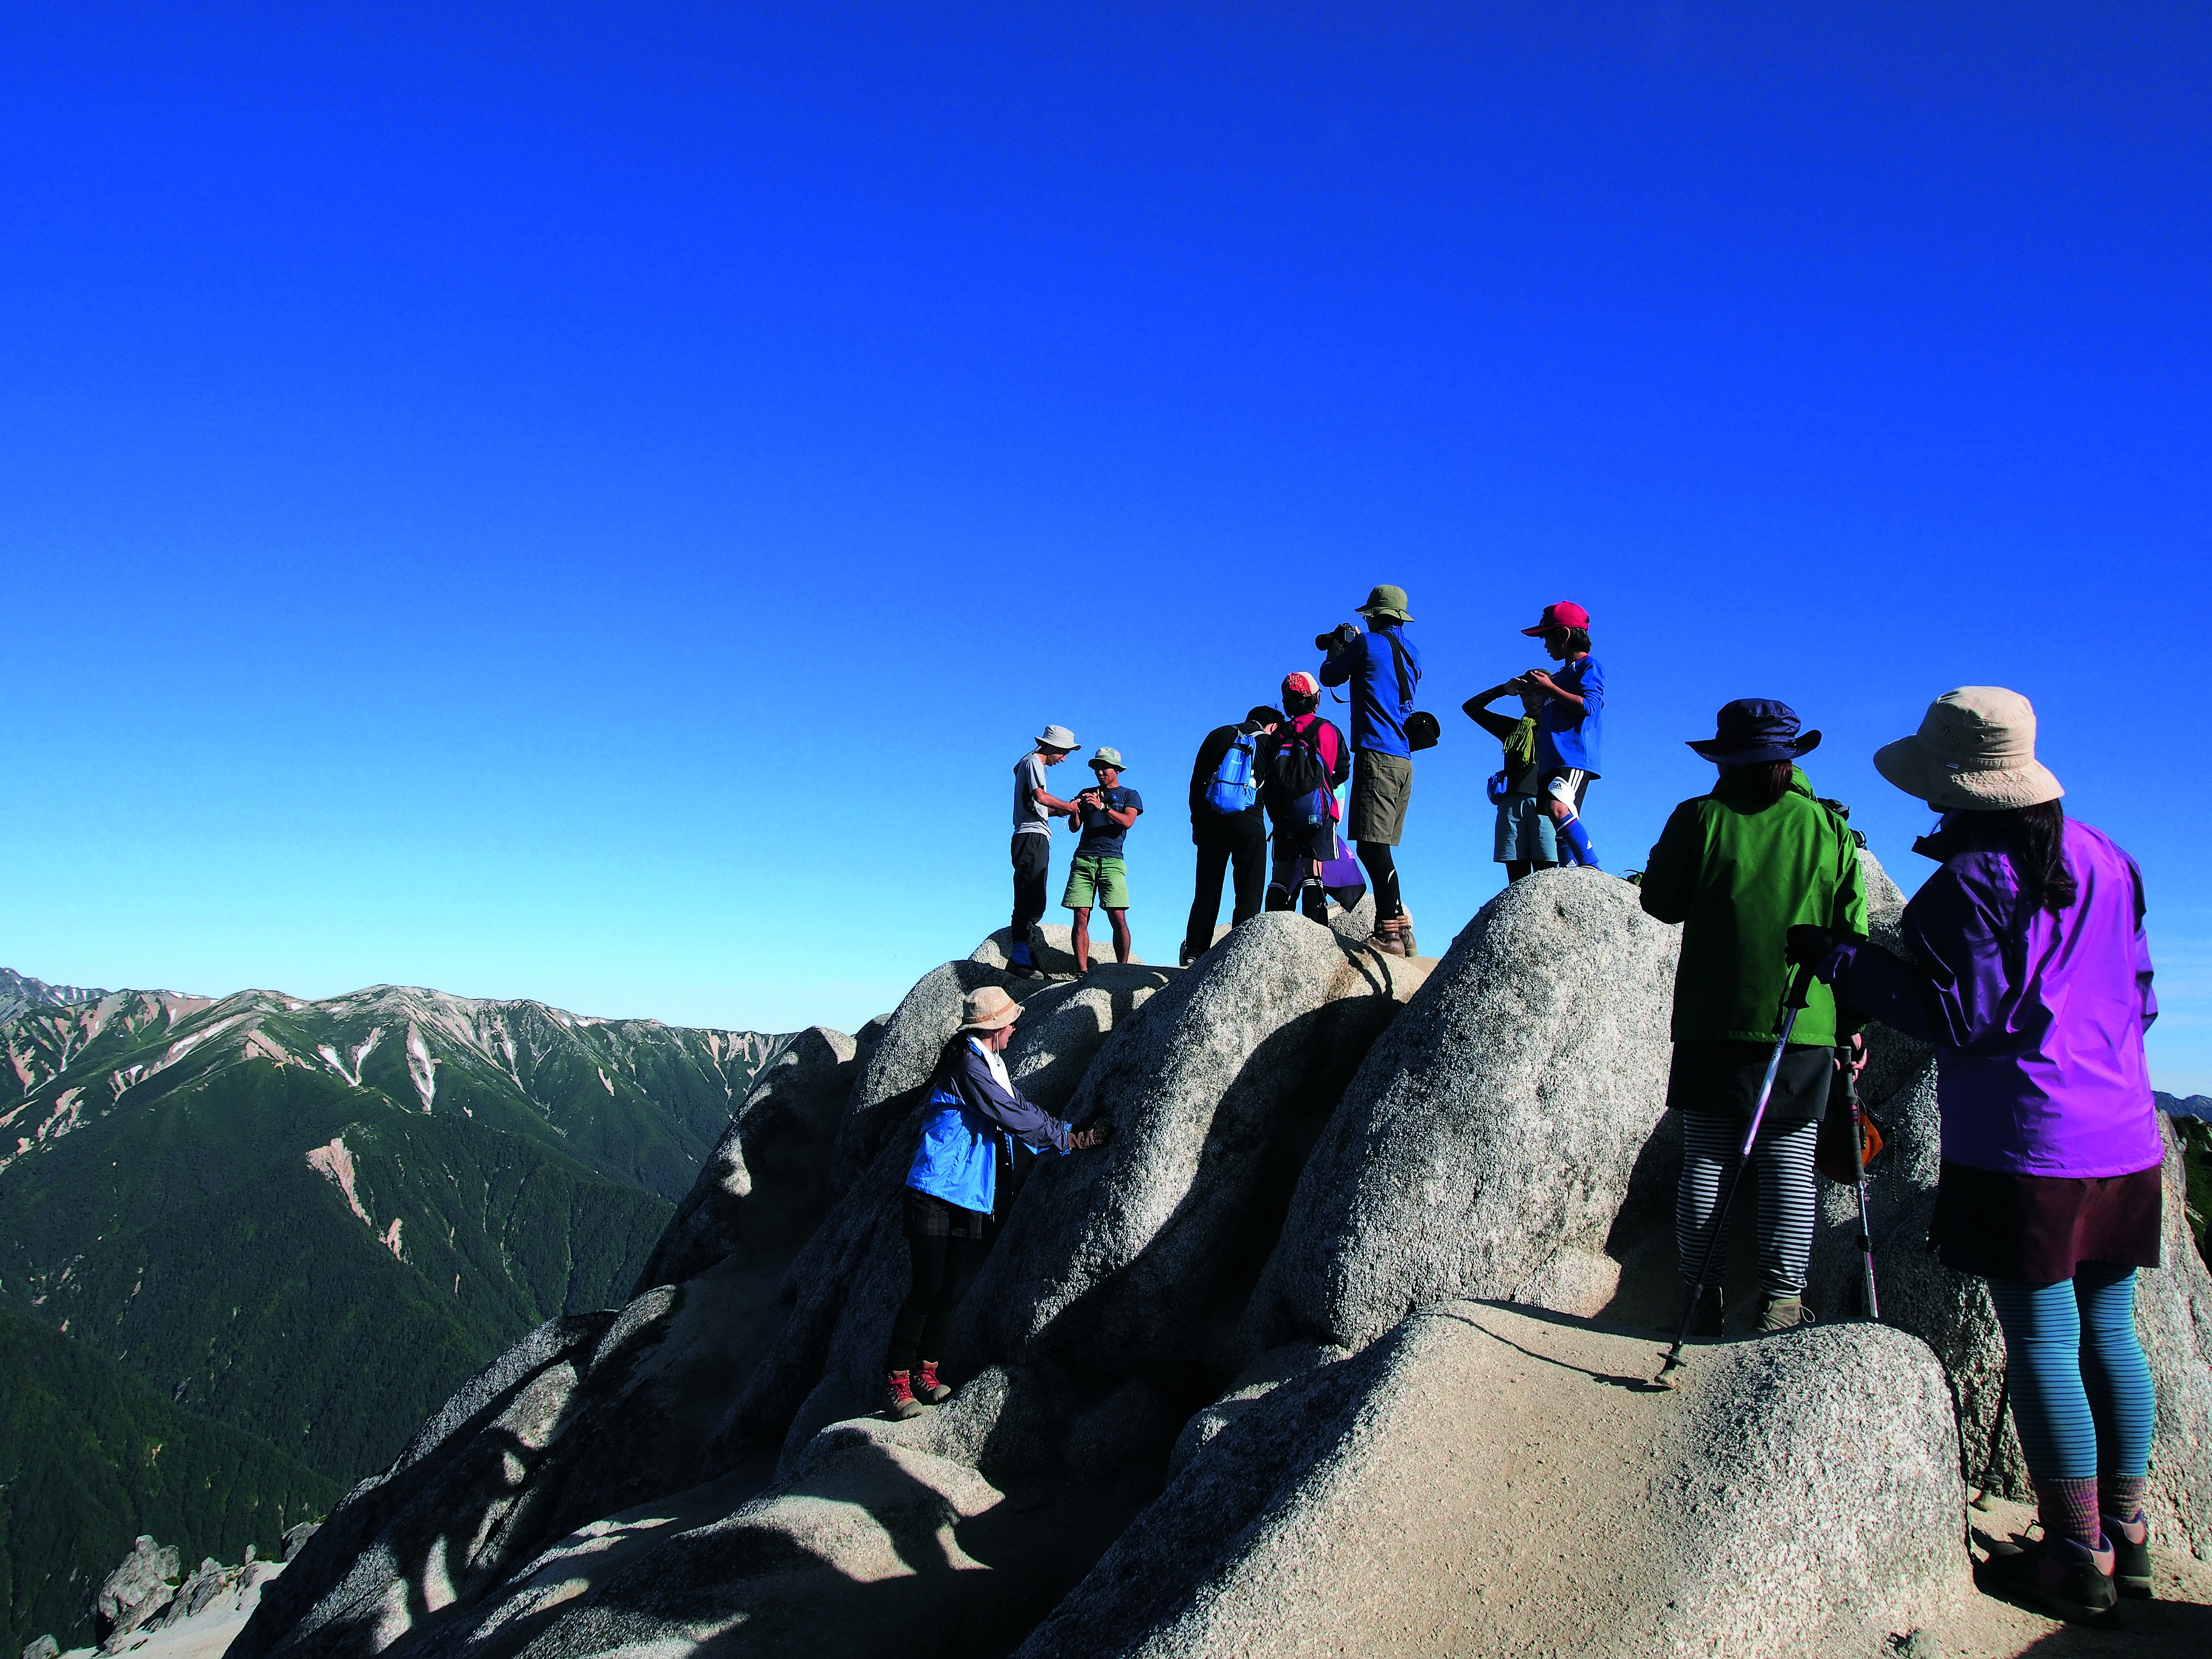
top-left (1639, 767), bottom-right (1869, 1048)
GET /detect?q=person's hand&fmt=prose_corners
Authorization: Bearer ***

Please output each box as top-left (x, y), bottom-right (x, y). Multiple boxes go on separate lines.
top-left (1069, 1120), bottom-right (1112, 1151)
top-left (1784, 925), bottom-right (1836, 967)
top-left (1834, 1031), bottom-right (1868, 1078)
top-left (1522, 670), bottom-right (1557, 696)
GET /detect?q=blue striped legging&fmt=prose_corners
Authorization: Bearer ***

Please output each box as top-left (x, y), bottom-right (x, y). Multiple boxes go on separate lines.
top-left (1986, 1267), bottom-right (2153, 1482)
top-left (1675, 1115), bottom-right (1819, 1298)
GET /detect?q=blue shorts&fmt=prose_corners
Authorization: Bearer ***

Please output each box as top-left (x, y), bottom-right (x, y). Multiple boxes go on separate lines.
top-left (1494, 795), bottom-right (1558, 863)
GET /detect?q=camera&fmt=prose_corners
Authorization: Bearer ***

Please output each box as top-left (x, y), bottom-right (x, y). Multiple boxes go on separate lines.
top-left (1313, 621), bottom-right (1361, 655)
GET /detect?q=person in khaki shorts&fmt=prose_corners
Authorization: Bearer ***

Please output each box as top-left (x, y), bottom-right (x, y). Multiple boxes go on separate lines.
top-left (1318, 584), bottom-right (1423, 955)
top-left (1063, 747), bottom-right (1143, 974)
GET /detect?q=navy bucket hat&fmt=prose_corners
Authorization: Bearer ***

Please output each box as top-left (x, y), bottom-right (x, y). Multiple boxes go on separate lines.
top-left (1687, 699), bottom-right (1822, 767)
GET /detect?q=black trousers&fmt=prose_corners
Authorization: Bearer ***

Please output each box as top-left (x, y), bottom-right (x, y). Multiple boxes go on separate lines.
top-left (1184, 812), bottom-right (1267, 957)
top-left (887, 1233), bottom-right (986, 1372)
top-left (1010, 831), bottom-right (1050, 939)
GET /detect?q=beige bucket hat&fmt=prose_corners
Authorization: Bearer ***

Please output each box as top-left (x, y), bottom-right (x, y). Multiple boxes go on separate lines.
top-left (1035, 724), bottom-right (1077, 752)
top-left (958, 985), bottom-right (1023, 1032)
top-left (1873, 686), bottom-right (2064, 810)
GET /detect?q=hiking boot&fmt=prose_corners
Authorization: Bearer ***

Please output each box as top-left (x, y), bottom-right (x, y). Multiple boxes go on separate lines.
top-left (1978, 1533), bottom-right (2119, 1625)
top-left (1397, 910), bottom-right (1418, 956)
top-left (1757, 1295), bottom-right (1805, 1333)
top-left (1007, 947), bottom-right (1038, 980)
top-left (1371, 914), bottom-right (1409, 956)
top-left (1178, 940), bottom-right (1200, 968)
top-left (883, 1370), bottom-right (926, 1421)
top-left (1299, 882), bottom-right (1329, 925)
top-left (2105, 1512), bottom-right (2152, 1599)
top-left (914, 1360), bottom-right (952, 1405)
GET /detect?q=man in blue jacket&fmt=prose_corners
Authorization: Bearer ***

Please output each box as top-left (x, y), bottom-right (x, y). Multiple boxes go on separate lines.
top-left (1319, 584), bottom-right (1423, 955)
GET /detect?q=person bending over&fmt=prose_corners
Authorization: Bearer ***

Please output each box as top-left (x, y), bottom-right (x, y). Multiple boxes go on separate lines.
top-left (1791, 687), bottom-right (2163, 1625)
top-left (1517, 601), bottom-right (1604, 869)
top-left (1317, 584), bottom-right (1422, 955)
top-left (1464, 675), bottom-right (1556, 882)
top-left (886, 986), bottom-right (1109, 1419)
top-left (1182, 705), bottom-right (1281, 966)
top-left (1639, 700), bottom-right (1867, 1339)
top-left (1063, 747), bottom-right (1143, 974)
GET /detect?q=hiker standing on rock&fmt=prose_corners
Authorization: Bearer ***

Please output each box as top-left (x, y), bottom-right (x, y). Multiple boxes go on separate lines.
top-left (1639, 700), bottom-right (1869, 1337)
top-left (1181, 706), bottom-right (1282, 967)
top-left (1464, 674), bottom-right (1556, 882)
top-left (1317, 584), bottom-right (1422, 955)
top-left (1009, 725), bottom-right (1083, 978)
top-left (1517, 601), bottom-right (1605, 869)
top-left (1260, 672), bottom-right (1350, 925)
top-left (886, 986), bottom-right (1110, 1420)
top-left (1791, 687), bottom-right (2162, 1625)
top-left (1064, 747), bottom-right (1143, 974)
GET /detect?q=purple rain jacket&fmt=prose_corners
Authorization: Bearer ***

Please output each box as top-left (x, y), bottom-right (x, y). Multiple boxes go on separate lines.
top-left (1826, 816), bottom-right (2161, 1179)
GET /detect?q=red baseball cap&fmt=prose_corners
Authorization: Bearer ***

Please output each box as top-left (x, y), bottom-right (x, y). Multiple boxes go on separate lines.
top-left (1521, 601), bottom-right (1590, 637)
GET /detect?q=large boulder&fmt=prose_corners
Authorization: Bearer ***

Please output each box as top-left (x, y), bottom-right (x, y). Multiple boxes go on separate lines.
top-left (93, 1537), bottom-right (180, 1646)
top-left (1242, 868), bottom-right (1681, 1354)
top-left (715, 963), bottom-right (1178, 1467)
top-left (1020, 1303), bottom-right (1966, 1659)
top-left (631, 1025), bottom-right (857, 1294)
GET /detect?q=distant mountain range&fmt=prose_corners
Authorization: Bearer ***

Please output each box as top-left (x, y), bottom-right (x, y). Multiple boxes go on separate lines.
top-left (0, 971), bottom-right (778, 1654)
top-left (2157, 1091), bottom-right (2212, 1119)
top-left (0, 968), bottom-right (114, 1025)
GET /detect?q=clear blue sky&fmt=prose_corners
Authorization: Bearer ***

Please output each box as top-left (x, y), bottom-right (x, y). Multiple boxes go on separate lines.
top-left (6, 6), bottom-right (2208, 1088)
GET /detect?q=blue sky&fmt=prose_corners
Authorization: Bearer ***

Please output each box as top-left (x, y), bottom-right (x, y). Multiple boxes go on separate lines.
top-left (6, 5), bottom-right (2209, 1088)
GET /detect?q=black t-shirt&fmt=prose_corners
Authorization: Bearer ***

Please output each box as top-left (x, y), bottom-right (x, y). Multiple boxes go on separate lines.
top-left (1074, 786), bottom-right (1143, 857)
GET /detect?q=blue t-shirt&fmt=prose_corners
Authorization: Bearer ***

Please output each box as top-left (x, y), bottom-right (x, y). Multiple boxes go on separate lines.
top-left (1317, 625), bottom-right (1423, 756)
top-left (1073, 785), bottom-right (1143, 858)
top-left (1536, 654), bottom-right (1604, 776)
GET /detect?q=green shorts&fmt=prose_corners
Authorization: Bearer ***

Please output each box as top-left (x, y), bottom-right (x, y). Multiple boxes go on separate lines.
top-left (1348, 750), bottom-right (1413, 845)
top-left (1063, 852), bottom-right (1131, 911)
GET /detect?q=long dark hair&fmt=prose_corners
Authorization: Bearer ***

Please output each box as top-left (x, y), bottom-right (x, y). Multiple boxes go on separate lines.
top-left (1718, 760), bottom-right (1794, 808)
top-left (2004, 800), bottom-right (2077, 914)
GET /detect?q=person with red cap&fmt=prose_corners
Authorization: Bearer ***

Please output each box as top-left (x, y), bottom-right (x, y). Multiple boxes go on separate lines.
top-left (1259, 671), bottom-right (1350, 923)
top-left (1518, 601), bottom-right (1605, 870)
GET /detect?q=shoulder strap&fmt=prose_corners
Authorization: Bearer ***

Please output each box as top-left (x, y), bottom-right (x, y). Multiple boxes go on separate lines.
top-left (1380, 630), bottom-right (1417, 706)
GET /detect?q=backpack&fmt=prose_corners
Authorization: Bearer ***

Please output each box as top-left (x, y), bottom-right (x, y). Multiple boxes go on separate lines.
top-left (1202, 729), bottom-right (1262, 816)
top-left (1269, 718), bottom-right (1335, 830)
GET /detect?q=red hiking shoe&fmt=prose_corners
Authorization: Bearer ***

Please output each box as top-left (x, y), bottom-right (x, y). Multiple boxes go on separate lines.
top-left (883, 1370), bottom-right (925, 1420)
top-left (915, 1360), bottom-right (952, 1404)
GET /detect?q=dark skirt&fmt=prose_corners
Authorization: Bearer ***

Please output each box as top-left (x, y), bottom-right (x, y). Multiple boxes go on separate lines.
top-left (904, 1187), bottom-right (990, 1241)
top-left (1667, 1040), bottom-right (1832, 1127)
top-left (1929, 1161), bottom-right (2163, 1284)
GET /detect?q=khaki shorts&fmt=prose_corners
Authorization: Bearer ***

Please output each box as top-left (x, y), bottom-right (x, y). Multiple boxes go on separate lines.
top-left (1348, 751), bottom-right (1413, 845)
top-left (1063, 852), bottom-right (1131, 910)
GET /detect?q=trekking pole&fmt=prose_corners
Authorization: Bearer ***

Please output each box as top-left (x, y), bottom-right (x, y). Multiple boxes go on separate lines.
top-left (1655, 958), bottom-right (1819, 1389)
top-left (1844, 1054), bottom-right (1880, 1320)
top-left (1969, 1372), bottom-right (2012, 1511)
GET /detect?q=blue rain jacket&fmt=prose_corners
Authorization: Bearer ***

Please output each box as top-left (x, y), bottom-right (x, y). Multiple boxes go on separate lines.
top-left (905, 1034), bottom-right (1075, 1214)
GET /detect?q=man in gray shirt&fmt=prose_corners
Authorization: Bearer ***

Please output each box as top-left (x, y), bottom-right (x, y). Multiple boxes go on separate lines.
top-left (1010, 724), bottom-right (1081, 977)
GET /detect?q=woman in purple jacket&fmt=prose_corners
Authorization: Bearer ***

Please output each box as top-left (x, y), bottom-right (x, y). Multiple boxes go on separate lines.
top-left (1787, 687), bottom-right (2161, 1624)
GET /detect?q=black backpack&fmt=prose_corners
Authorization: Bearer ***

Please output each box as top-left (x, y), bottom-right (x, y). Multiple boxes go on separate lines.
top-left (1269, 718), bottom-right (1335, 830)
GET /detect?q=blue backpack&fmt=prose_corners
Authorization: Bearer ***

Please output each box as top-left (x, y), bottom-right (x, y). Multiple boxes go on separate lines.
top-left (1203, 729), bottom-right (1262, 815)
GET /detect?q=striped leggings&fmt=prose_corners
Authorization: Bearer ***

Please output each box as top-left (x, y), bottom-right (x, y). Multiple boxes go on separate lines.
top-left (1986, 1267), bottom-right (2153, 1482)
top-left (1675, 1114), bottom-right (1819, 1298)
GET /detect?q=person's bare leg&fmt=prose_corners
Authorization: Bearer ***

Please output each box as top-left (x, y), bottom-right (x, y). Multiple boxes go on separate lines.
top-left (1070, 907), bottom-right (1092, 972)
top-left (1106, 908), bottom-right (1132, 964)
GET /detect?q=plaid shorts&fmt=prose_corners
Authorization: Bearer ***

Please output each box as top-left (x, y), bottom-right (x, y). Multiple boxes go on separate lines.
top-left (904, 1187), bottom-right (989, 1240)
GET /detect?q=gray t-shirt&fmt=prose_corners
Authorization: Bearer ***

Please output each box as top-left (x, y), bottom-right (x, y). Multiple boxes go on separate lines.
top-left (1013, 752), bottom-right (1052, 834)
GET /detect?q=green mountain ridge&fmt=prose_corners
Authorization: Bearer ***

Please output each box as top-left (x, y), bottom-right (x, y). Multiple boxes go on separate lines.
top-left (0, 977), bottom-right (779, 1652)
top-left (1, 1300), bottom-right (345, 1657)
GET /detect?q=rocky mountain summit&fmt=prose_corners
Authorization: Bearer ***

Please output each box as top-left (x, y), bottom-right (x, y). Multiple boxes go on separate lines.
top-left (228, 883), bottom-right (2212, 1657)
top-left (0, 969), bottom-right (110, 1027)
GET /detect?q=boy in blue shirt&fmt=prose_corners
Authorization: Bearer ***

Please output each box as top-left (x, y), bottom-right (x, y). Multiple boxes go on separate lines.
top-left (1518, 600), bottom-right (1604, 869)
top-left (1064, 746), bottom-right (1144, 974)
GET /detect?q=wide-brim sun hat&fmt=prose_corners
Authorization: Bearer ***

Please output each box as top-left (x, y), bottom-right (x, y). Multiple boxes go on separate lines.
top-left (959, 986), bottom-right (1023, 1032)
top-left (1874, 686), bottom-right (2063, 810)
top-left (1687, 698), bottom-right (1823, 767)
top-left (1035, 724), bottom-right (1077, 751)
top-left (1354, 584), bottom-right (1414, 622)
top-left (1089, 745), bottom-right (1126, 771)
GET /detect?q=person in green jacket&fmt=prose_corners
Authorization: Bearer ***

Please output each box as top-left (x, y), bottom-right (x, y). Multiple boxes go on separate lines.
top-left (1639, 699), bottom-right (1868, 1334)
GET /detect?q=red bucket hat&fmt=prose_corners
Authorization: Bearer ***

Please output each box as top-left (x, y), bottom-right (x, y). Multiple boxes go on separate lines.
top-left (1521, 601), bottom-right (1590, 637)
